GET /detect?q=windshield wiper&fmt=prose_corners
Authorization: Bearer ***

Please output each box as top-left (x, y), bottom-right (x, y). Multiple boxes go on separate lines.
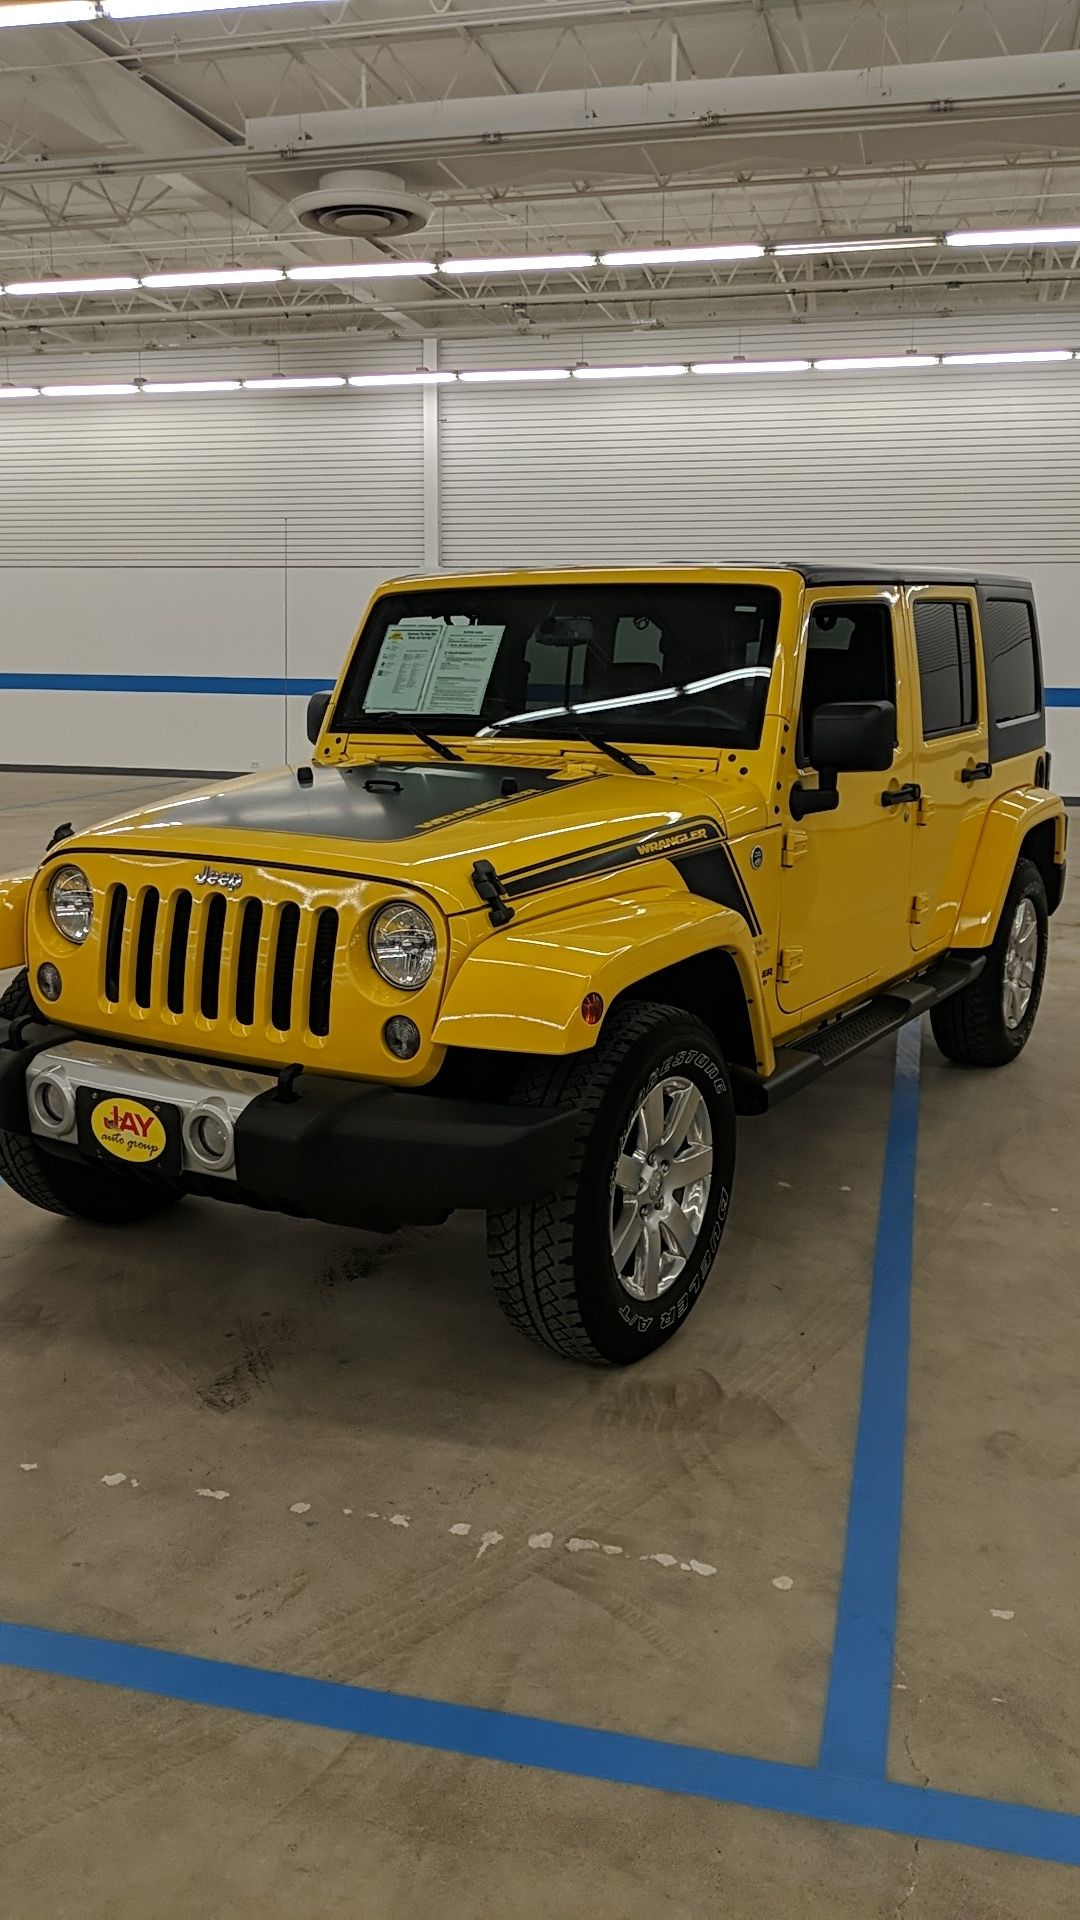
top-left (485, 713), bottom-right (653, 777)
top-left (366, 712), bottom-right (461, 762)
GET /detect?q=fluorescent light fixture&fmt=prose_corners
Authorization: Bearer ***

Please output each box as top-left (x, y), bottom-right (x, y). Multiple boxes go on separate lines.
top-left (347, 370), bottom-right (456, 387)
top-left (438, 253), bottom-right (596, 276)
top-left (945, 226), bottom-right (1080, 249)
top-left (601, 244), bottom-right (764, 267)
top-left (141, 268), bottom-right (284, 289)
top-left (773, 236), bottom-right (937, 256)
top-left (285, 261), bottom-right (435, 282)
top-left (41, 384), bottom-right (140, 397)
top-left (457, 367), bottom-right (571, 383)
top-left (941, 349), bottom-right (1074, 366)
top-left (692, 358), bottom-right (812, 375)
top-left (571, 363), bottom-right (688, 380)
top-left (0, 1), bottom-right (96, 24)
top-left (241, 375), bottom-right (345, 390)
top-left (0, 385), bottom-right (39, 398)
top-left (142, 380), bottom-right (243, 393)
top-left (104, 0), bottom-right (333, 16)
top-left (6, 275), bottom-right (139, 296)
top-left (814, 355), bottom-right (939, 371)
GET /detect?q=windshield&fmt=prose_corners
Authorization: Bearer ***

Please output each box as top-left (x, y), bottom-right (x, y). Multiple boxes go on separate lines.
top-left (332, 582), bottom-right (781, 751)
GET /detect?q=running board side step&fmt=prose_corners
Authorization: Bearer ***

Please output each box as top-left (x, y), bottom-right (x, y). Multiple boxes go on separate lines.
top-left (731, 953), bottom-right (987, 1114)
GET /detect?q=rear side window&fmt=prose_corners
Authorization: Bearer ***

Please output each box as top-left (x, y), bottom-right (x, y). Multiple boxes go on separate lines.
top-left (982, 597), bottom-right (1040, 724)
top-left (913, 600), bottom-right (977, 737)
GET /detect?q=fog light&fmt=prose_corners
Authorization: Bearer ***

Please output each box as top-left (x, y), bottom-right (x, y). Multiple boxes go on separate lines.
top-left (183, 1102), bottom-right (235, 1172)
top-left (383, 1015), bottom-right (421, 1060)
top-left (31, 1073), bottom-right (74, 1134)
top-left (37, 963), bottom-right (62, 1002)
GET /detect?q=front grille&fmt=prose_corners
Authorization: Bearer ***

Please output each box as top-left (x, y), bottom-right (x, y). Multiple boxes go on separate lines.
top-left (103, 882), bottom-right (340, 1040)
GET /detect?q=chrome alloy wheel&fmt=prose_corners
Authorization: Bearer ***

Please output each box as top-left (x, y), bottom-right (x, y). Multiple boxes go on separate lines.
top-left (1002, 896), bottom-right (1039, 1030)
top-left (609, 1076), bottom-right (714, 1302)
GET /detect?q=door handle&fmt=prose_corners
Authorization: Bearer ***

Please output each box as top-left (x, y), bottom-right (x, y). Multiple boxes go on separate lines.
top-left (881, 782), bottom-right (921, 809)
top-left (960, 761), bottom-right (993, 783)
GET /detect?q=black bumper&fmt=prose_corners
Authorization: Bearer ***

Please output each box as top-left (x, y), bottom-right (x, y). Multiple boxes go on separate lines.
top-left (0, 1019), bottom-right (577, 1229)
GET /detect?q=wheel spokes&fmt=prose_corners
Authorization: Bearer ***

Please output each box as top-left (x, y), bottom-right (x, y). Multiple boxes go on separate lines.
top-left (641, 1220), bottom-right (664, 1297)
top-left (659, 1081), bottom-right (701, 1157)
top-left (611, 1201), bottom-right (644, 1273)
top-left (666, 1143), bottom-right (712, 1192)
top-left (638, 1085), bottom-right (666, 1154)
top-left (615, 1153), bottom-right (641, 1195)
top-left (662, 1202), bottom-right (698, 1260)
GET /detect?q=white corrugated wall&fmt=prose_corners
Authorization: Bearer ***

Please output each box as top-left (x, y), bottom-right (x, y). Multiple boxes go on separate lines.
top-left (1, 312), bottom-right (1078, 784)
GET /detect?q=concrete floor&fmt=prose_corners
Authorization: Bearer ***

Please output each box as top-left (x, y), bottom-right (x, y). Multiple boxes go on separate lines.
top-left (0, 769), bottom-right (1077, 1917)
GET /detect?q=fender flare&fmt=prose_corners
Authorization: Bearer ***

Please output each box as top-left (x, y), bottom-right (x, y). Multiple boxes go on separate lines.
top-left (952, 791), bottom-right (1067, 949)
top-left (435, 890), bottom-right (770, 1067)
top-left (0, 871), bottom-right (32, 973)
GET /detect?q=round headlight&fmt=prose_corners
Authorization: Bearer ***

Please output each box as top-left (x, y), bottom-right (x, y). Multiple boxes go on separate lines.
top-left (48, 865), bottom-right (93, 945)
top-left (369, 901), bottom-right (437, 991)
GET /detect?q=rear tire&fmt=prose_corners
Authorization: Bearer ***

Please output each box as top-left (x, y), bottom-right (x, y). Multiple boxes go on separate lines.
top-left (0, 970), bottom-right (183, 1224)
top-left (930, 858), bottom-right (1048, 1068)
top-left (486, 1002), bottom-right (736, 1365)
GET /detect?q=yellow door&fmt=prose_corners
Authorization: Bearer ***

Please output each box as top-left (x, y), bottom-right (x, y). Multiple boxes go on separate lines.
top-left (777, 588), bottom-right (918, 1016)
top-left (905, 587), bottom-right (992, 954)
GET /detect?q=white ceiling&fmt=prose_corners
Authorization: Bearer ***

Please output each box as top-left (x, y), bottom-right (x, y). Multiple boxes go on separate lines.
top-left (2, 0), bottom-right (1080, 357)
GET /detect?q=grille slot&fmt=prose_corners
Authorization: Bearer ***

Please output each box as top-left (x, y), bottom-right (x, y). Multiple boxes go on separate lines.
top-left (270, 903), bottom-right (301, 1032)
top-left (133, 889), bottom-right (160, 1008)
top-left (308, 908), bottom-right (339, 1037)
top-left (200, 893), bottom-right (227, 1019)
top-left (103, 886), bottom-right (127, 1003)
top-left (234, 897), bottom-right (263, 1026)
top-left (167, 892), bottom-right (193, 1014)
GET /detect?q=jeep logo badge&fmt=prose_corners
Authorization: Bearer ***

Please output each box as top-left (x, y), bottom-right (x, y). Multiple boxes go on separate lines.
top-left (195, 867), bottom-right (242, 890)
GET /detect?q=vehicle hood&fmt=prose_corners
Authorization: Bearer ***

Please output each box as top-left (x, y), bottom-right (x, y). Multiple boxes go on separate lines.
top-left (58, 760), bottom-right (755, 915)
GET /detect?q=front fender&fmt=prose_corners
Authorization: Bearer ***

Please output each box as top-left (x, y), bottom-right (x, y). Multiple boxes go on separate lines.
top-left (436, 889), bottom-right (769, 1065)
top-left (0, 871), bottom-right (32, 972)
top-left (953, 791), bottom-right (1067, 948)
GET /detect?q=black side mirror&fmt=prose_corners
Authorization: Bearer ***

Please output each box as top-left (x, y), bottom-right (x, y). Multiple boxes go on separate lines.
top-left (810, 700), bottom-right (896, 774)
top-left (790, 700), bottom-right (896, 820)
top-left (306, 689), bottom-right (332, 746)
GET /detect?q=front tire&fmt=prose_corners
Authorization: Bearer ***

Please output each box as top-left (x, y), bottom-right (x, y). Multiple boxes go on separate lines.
top-left (930, 857), bottom-right (1049, 1068)
top-left (0, 970), bottom-right (183, 1225)
top-left (487, 1002), bottom-right (736, 1365)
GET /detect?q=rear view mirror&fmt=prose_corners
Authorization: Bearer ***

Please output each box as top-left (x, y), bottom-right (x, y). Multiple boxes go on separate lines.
top-left (306, 689), bottom-right (332, 745)
top-left (810, 700), bottom-right (895, 774)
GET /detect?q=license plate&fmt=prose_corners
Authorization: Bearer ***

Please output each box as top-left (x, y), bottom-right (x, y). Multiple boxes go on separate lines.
top-left (76, 1086), bottom-right (182, 1176)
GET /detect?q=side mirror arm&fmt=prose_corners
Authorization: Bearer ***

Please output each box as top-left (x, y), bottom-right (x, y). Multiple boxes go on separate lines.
top-left (789, 769), bottom-right (839, 822)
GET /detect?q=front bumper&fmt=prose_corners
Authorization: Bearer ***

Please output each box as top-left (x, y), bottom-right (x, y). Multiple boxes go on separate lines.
top-left (0, 1018), bottom-right (577, 1228)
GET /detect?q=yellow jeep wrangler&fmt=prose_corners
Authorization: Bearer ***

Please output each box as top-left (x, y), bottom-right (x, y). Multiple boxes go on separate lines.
top-left (0, 566), bottom-right (1067, 1364)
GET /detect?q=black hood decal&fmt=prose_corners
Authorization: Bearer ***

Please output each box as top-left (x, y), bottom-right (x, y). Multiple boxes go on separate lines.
top-left (125, 762), bottom-right (574, 845)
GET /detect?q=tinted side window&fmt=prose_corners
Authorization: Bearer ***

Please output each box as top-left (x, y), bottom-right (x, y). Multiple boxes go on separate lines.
top-left (982, 598), bottom-right (1039, 724)
top-left (800, 602), bottom-right (895, 721)
top-left (913, 600), bottom-right (977, 737)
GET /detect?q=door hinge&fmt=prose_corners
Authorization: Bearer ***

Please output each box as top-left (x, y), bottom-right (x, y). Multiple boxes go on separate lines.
top-left (778, 946), bottom-right (804, 983)
top-left (916, 796), bottom-right (935, 828)
top-left (781, 829), bottom-right (809, 868)
top-left (910, 894), bottom-right (930, 926)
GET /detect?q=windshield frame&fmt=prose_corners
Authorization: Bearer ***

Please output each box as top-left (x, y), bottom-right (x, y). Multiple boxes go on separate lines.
top-left (330, 577), bottom-right (783, 754)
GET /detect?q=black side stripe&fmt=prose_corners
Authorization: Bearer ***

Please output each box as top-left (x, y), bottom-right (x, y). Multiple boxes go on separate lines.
top-left (672, 843), bottom-right (762, 936)
top-left (500, 816), bottom-right (725, 901)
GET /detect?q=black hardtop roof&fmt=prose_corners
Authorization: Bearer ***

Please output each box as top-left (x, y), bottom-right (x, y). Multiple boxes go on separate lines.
top-left (787, 564), bottom-right (1033, 591)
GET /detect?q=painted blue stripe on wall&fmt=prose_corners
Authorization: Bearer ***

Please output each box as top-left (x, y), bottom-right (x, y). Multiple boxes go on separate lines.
top-left (0, 673), bottom-right (334, 695)
top-left (819, 1023), bottom-right (921, 1778)
top-left (0, 673), bottom-right (1078, 702)
top-left (3, 1618), bottom-right (1080, 1866)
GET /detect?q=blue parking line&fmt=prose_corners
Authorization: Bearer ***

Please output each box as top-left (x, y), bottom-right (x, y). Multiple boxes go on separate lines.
top-left (2, 1617), bottom-right (1080, 1865)
top-left (819, 1021), bottom-right (921, 1777)
top-left (3, 1022), bottom-right (1080, 1866)
top-left (0, 674), bottom-right (334, 696)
